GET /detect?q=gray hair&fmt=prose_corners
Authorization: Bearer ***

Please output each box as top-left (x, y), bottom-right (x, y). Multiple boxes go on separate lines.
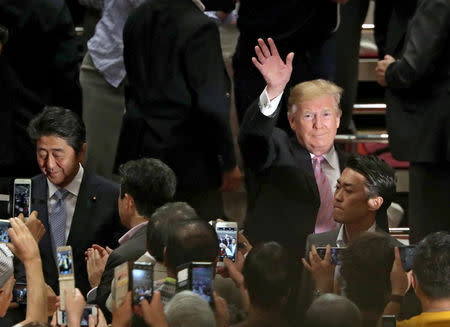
top-left (165, 291), bottom-right (216, 327)
top-left (0, 244), bottom-right (14, 289)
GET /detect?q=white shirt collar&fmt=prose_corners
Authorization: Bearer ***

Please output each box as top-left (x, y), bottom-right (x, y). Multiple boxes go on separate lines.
top-left (47, 164), bottom-right (84, 199)
top-left (336, 221), bottom-right (377, 247)
top-left (310, 146), bottom-right (339, 170)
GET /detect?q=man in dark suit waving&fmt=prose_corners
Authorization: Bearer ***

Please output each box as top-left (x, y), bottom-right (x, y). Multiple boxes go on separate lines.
top-left (26, 107), bottom-right (126, 296)
top-left (238, 38), bottom-right (348, 258)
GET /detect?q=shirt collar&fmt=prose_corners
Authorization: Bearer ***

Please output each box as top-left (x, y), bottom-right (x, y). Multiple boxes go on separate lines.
top-left (118, 221), bottom-right (148, 245)
top-left (336, 221), bottom-right (377, 247)
top-left (310, 146), bottom-right (339, 170)
top-left (47, 164), bottom-right (84, 199)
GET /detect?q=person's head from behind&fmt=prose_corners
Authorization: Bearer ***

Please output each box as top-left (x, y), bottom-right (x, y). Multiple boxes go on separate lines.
top-left (305, 293), bottom-right (362, 327)
top-left (0, 244), bottom-right (14, 317)
top-left (147, 202), bottom-right (198, 263)
top-left (27, 106), bottom-right (86, 188)
top-left (165, 219), bottom-right (218, 276)
top-left (334, 154), bottom-right (395, 230)
top-left (118, 158), bottom-right (176, 228)
top-left (412, 231), bottom-right (450, 303)
top-left (242, 242), bottom-right (296, 311)
top-left (340, 232), bottom-right (395, 322)
top-left (164, 291), bottom-right (216, 327)
top-left (287, 79), bottom-right (342, 156)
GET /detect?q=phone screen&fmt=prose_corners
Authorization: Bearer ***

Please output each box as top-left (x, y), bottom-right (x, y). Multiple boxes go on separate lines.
top-left (0, 220), bottom-right (10, 243)
top-left (57, 250), bottom-right (73, 275)
top-left (399, 246), bottom-right (416, 271)
top-left (316, 247), bottom-right (345, 265)
top-left (216, 225), bottom-right (237, 262)
top-left (13, 183), bottom-right (31, 217)
top-left (132, 264), bottom-right (153, 304)
top-left (192, 266), bottom-right (213, 304)
top-left (12, 283), bottom-right (27, 304)
top-left (80, 306), bottom-right (96, 326)
top-left (382, 315), bottom-right (396, 327)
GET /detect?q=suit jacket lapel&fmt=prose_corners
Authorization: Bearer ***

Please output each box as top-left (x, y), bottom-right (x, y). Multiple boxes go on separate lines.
top-left (67, 170), bottom-right (99, 245)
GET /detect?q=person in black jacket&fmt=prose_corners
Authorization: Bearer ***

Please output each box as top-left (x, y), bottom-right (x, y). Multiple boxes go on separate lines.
top-left (116, 0), bottom-right (241, 221)
top-left (376, 0), bottom-right (450, 243)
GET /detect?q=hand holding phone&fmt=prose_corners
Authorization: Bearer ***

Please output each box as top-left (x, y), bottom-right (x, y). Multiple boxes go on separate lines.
top-left (57, 246), bottom-right (75, 310)
top-left (0, 219), bottom-right (11, 243)
top-left (177, 262), bottom-right (214, 305)
top-left (316, 247), bottom-right (345, 265)
top-left (130, 262), bottom-right (154, 305)
top-left (216, 222), bottom-right (238, 264)
top-left (398, 245), bottom-right (416, 271)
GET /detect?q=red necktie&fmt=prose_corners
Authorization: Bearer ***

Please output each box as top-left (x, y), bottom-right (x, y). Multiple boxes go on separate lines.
top-left (312, 156), bottom-right (337, 233)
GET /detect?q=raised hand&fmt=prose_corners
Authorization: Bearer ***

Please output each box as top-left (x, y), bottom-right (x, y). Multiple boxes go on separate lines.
top-left (302, 244), bottom-right (335, 294)
top-left (252, 38), bottom-right (294, 100)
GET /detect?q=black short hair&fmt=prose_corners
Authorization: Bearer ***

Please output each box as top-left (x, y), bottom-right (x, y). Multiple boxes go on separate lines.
top-left (165, 219), bottom-right (218, 270)
top-left (340, 232), bottom-right (395, 315)
top-left (242, 242), bottom-right (296, 309)
top-left (345, 154), bottom-right (396, 231)
top-left (146, 202), bottom-right (198, 262)
top-left (413, 231), bottom-right (450, 299)
top-left (119, 158), bottom-right (176, 218)
top-left (27, 106), bottom-right (86, 154)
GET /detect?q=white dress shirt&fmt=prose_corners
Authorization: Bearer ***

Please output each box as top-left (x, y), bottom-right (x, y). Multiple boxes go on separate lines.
top-left (47, 164), bottom-right (84, 242)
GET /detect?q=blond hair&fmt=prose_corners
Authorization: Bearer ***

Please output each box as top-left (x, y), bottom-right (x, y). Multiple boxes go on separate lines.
top-left (288, 79), bottom-right (343, 115)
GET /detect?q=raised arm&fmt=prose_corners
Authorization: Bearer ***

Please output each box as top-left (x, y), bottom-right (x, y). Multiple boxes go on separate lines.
top-left (238, 38), bottom-right (294, 172)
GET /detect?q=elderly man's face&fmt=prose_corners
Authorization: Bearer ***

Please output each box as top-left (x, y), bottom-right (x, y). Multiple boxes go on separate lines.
top-left (288, 95), bottom-right (341, 156)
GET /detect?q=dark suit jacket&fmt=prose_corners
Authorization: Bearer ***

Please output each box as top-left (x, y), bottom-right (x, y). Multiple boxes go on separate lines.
top-left (238, 100), bottom-right (347, 258)
top-left (116, 0), bottom-right (236, 193)
top-left (95, 224), bottom-right (148, 322)
top-left (31, 170), bottom-right (126, 296)
top-left (384, 0), bottom-right (450, 163)
top-left (0, 0), bottom-right (81, 173)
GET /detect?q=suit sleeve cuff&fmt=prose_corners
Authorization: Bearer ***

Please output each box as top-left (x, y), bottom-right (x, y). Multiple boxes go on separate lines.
top-left (259, 87), bottom-right (283, 117)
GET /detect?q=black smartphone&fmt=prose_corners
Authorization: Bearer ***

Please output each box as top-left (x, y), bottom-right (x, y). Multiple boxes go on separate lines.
top-left (0, 219), bottom-right (10, 243)
top-left (177, 261), bottom-right (214, 305)
top-left (12, 283), bottom-right (27, 304)
top-left (399, 245), bottom-right (416, 271)
top-left (382, 315), bottom-right (396, 327)
top-left (130, 262), bottom-right (154, 305)
top-left (316, 247), bottom-right (345, 265)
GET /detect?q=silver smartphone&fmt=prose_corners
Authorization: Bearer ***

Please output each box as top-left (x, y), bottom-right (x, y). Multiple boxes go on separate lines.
top-left (13, 178), bottom-right (31, 218)
top-left (216, 221), bottom-right (238, 264)
top-left (57, 245), bottom-right (75, 310)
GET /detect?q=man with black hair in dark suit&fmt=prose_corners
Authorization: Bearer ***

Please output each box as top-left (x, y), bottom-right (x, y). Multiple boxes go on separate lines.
top-left (26, 107), bottom-right (126, 297)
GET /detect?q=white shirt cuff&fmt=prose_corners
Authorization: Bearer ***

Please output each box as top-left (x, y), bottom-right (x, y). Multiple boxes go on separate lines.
top-left (259, 87), bottom-right (283, 117)
top-left (86, 287), bottom-right (98, 303)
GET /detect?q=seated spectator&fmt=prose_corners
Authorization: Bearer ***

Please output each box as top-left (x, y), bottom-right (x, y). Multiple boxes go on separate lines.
top-left (305, 293), bottom-right (362, 327)
top-left (161, 219), bottom-right (220, 304)
top-left (300, 154), bottom-right (402, 314)
top-left (396, 232), bottom-right (450, 327)
top-left (90, 158), bottom-right (176, 320)
top-left (102, 202), bottom-right (199, 313)
top-left (1, 218), bottom-right (48, 325)
top-left (230, 242), bottom-right (297, 327)
top-left (164, 291), bottom-right (216, 327)
top-left (340, 232), bottom-right (409, 327)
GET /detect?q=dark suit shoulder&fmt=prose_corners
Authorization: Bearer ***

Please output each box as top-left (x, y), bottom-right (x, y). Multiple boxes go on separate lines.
top-left (83, 170), bottom-right (119, 191)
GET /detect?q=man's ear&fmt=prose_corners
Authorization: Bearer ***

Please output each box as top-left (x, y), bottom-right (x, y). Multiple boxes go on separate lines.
top-left (77, 142), bottom-right (87, 164)
top-left (411, 271), bottom-right (417, 290)
top-left (368, 196), bottom-right (383, 211)
top-left (124, 193), bottom-right (135, 210)
top-left (287, 106), bottom-right (297, 131)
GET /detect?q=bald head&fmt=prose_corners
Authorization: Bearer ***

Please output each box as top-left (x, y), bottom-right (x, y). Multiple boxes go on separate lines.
top-left (305, 294), bottom-right (362, 327)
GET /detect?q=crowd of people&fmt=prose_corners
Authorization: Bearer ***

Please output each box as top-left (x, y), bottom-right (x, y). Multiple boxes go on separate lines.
top-left (1, 0), bottom-right (449, 326)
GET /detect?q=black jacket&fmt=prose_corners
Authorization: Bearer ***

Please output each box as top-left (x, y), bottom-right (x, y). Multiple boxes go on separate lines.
top-left (385, 0), bottom-right (450, 163)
